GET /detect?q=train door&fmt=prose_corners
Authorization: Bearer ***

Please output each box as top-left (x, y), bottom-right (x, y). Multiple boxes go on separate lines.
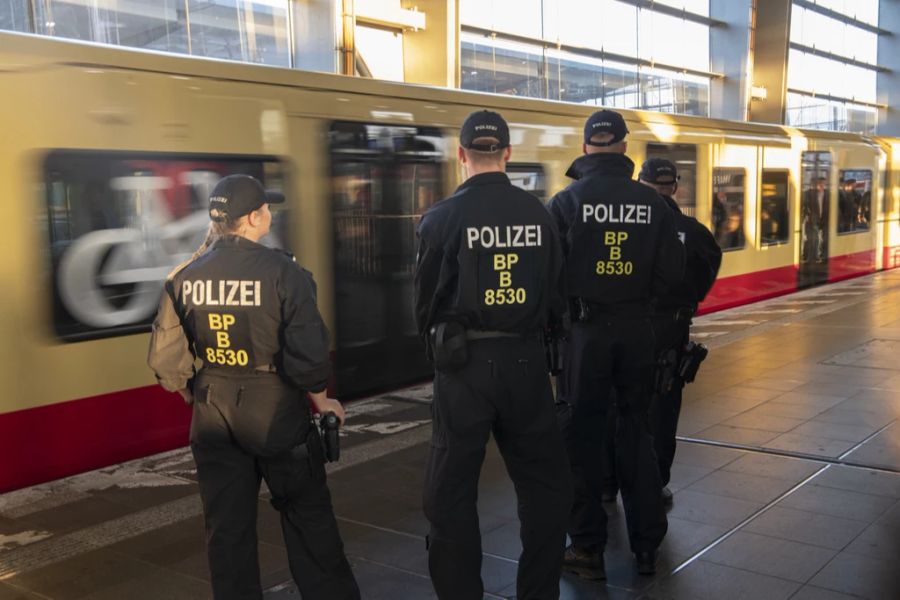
top-left (798, 151), bottom-right (832, 287)
top-left (329, 122), bottom-right (445, 398)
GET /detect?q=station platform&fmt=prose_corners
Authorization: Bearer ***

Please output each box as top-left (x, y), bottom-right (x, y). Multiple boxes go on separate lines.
top-left (2, 271), bottom-right (900, 600)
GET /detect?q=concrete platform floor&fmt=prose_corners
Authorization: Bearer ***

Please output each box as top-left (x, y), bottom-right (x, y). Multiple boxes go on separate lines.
top-left (2, 270), bottom-right (900, 599)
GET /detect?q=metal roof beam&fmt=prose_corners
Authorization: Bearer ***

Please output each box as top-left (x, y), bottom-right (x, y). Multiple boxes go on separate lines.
top-left (792, 0), bottom-right (890, 36)
top-left (614, 0), bottom-right (727, 28)
top-left (789, 41), bottom-right (890, 73)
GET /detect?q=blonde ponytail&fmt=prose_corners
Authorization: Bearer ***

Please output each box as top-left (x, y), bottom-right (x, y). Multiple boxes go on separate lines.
top-left (167, 218), bottom-right (241, 280)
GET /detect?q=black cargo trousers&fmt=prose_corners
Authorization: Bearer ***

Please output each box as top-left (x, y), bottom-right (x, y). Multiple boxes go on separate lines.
top-left (558, 316), bottom-right (668, 554)
top-left (649, 310), bottom-right (691, 486)
top-left (190, 370), bottom-right (360, 600)
top-left (424, 337), bottom-right (573, 600)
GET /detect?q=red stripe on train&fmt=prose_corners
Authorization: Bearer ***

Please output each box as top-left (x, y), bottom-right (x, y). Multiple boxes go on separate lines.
top-left (0, 250), bottom-right (890, 493)
top-left (699, 264), bottom-right (798, 314)
top-left (0, 386), bottom-right (190, 493)
top-left (828, 249), bottom-right (877, 282)
top-left (884, 245), bottom-right (900, 270)
top-left (698, 249), bottom-right (877, 315)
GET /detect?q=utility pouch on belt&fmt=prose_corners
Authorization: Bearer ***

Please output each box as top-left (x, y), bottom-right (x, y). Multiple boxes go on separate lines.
top-left (543, 331), bottom-right (565, 376)
top-left (678, 341), bottom-right (709, 383)
top-left (430, 322), bottom-right (468, 372)
top-left (655, 348), bottom-right (679, 394)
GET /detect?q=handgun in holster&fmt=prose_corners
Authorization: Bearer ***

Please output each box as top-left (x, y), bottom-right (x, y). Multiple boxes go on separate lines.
top-left (320, 411), bottom-right (341, 462)
top-left (678, 341), bottom-right (709, 383)
top-left (429, 321), bottom-right (468, 372)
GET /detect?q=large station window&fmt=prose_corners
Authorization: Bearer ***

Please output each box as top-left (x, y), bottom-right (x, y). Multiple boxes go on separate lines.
top-left (42, 151), bottom-right (286, 341)
top-left (712, 168), bottom-right (746, 251)
top-left (838, 169), bottom-right (872, 234)
top-left (329, 122), bottom-right (445, 397)
top-left (646, 143), bottom-right (697, 216)
top-left (24, 0), bottom-right (291, 66)
top-left (761, 170), bottom-right (790, 246)
top-left (507, 163), bottom-right (547, 202)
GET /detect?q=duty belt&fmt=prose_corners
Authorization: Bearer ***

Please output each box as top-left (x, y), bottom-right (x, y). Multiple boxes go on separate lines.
top-left (203, 363), bottom-right (278, 373)
top-left (658, 306), bottom-right (694, 322)
top-left (574, 298), bottom-right (651, 320)
top-left (465, 330), bottom-right (534, 341)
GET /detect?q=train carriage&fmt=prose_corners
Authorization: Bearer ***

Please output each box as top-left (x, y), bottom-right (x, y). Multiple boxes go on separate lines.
top-left (0, 31), bottom-right (897, 492)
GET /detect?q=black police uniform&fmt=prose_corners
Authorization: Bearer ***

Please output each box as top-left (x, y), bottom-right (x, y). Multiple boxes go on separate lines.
top-left (415, 132), bottom-right (573, 597)
top-left (148, 177), bottom-right (359, 600)
top-left (547, 122), bottom-right (684, 559)
top-left (649, 188), bottom-right (721, 487)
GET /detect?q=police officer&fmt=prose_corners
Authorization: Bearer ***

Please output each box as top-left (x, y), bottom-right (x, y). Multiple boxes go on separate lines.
top-left (548, 110), bottom-right (684, 578)
top-left (148, 175), bottom-right (360, 600)
top-left (415, 110), bottom-right (573, 599)
top-left (639, 158), bottom-right (721, 504)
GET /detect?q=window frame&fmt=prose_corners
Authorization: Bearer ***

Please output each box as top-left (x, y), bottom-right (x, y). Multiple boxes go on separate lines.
top-left (836, 168), bottom-right (873, 236)
top-left (506, 162), bottom-right (548, 202)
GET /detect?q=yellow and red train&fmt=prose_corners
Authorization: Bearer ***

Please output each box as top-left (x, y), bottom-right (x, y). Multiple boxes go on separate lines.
top-left (1, 32), bottom-right (898, 492)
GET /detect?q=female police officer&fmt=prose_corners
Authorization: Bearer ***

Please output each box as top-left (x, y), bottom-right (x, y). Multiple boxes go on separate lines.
top-left (148, 174), bottom-right (360, 600)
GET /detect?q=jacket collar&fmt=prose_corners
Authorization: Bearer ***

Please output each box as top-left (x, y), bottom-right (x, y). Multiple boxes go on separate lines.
top-left (565, 152), bottom-right (636, 181)
top-left (457, 171), bottom-right (511, 191)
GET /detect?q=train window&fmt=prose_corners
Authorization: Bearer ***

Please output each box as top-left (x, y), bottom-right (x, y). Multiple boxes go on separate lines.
top-left (646, 143), bottom-right (697, 217)
top-left (507, 163), bottom-right (547, 201)
top-left (329, 122), bottom-right (446, 397)
top-left (761, 170), bottom-right (790, 246)
top-left (838, 169), bottom-right (873, 234)
top-left (42, 151), bottom-right (286, 342)
top-left (712, 167), bottom-right (746, 251)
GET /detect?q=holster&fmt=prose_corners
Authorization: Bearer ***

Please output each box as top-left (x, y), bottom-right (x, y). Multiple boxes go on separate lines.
top-left (678, 341), bottom-right (709, 383)
top-left (429, 322), bottom-right (468, 372)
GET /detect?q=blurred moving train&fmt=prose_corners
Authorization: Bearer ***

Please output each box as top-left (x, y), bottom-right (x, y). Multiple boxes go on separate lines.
top-left (1, 32), bottom-right (899, 492)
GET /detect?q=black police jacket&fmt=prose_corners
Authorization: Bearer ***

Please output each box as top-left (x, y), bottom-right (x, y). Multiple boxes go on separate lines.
top-left (658, 195), bottom-right (722, 312)
top-left (547, 153), bottom-right (685, 308)
top-left (414, 171), bottom-right (566, 336)
top-left (148, 235), bottom-right (331, 393)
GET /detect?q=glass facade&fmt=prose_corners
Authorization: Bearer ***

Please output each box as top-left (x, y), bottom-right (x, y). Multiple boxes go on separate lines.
top-left (6, 0), bottom-right (291, 67)
top-left (0, 0), bottom-right (31, 32)
top-left (786, 92), bottom-right (877, 134)
top-left (787, 1), bottom-right (882, 133)
top-left (459, 0), bottom-right (712, 115)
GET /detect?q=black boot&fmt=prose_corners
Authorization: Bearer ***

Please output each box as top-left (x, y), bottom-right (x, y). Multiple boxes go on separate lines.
top-left (563, 545), bottom-right (606, 581)
top-left (635, 550), bottom-right (657, 575)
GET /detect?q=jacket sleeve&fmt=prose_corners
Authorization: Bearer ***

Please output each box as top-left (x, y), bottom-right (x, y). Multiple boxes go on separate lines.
top-left (652, 206), bottom-right (686, 296)
top-left (414, 235), bottom-right (444, 338)
top-left (693, 221), bottom-right (723, 302)
top-left (280, 266), bottom-right (331, 393)
top-left (147, 281), bottom-right (195, 392)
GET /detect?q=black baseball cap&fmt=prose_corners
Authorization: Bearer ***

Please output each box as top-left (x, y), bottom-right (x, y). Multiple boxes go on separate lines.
top-left (460, 110), bottom-right (510, 152)
top-left (584, 109), bottom-right (629, 146)
top-left (208, 174), bottom-right (284, 222)
top-left (639, 158), bottom-right (679, 185)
